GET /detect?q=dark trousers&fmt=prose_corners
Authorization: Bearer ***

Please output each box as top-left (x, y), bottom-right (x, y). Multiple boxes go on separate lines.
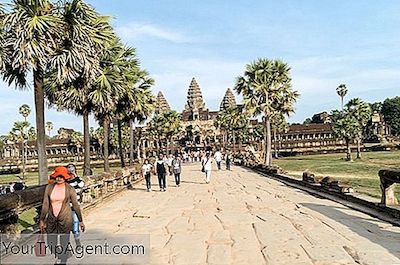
top-left (226, 161), bottom-right (231, 170)
top-left (174, 173), bottom-right (181, 185)
top-left (216, 161), bottom-right (221, 170)
top-left (47, 233), bottom-right (70, 263)
top-left (145, 173), bottom-right (151, 190)
top-left (157, 172), bottom-right (166, 189)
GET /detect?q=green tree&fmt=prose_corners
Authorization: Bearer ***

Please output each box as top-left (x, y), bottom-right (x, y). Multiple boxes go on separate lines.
top-left (381, 96), bottom-right (400, 136)
top-left (346, 98), bottom-right (372, 159)
top-left (216, 107), bottom-right (248, 153)
top-left (271, 112), bottom-right (288, 158)
top-left (235, 59), bottom-right (299, 166)
top-left (9, 121), bottom-right (30, 179)
top-left (150, 111), bottom-right (181, 155)
top-left (1, 0), bottom-right (62, 184)
top-left (46, 121), bottom-right (54, 137)
top-left (336, 84), bottom-right (348, 110)
top-left (45, 2), bottom-right (115, 175)
top-left (331, 110), bottom-right (360, 161)
top-left (19, 104), bottom-right (31, 122)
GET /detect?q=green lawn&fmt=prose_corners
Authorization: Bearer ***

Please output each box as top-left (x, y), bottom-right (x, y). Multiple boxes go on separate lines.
top-left (274, 151), bottom-right (400, 200)
top-left (0, 166), bottom-right (121, 186)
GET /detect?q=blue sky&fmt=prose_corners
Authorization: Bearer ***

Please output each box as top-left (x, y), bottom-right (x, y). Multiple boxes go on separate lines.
top-left (1, 0), bottom-right (400, 135)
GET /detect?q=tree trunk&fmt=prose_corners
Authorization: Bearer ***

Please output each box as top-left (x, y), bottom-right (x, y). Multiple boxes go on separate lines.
top-left (117, 120), bottom-right (125, 167)
top-left (103, 118), bottom-right (110, 172)
top-left (346, 139), bottom-right (353, 161)
top-left (129, 119), bottom-right (134, 165)
top-left (33, 67), bottom-right (48, 184)
top-left (264, 116), bottom-right (272, 166)
top-left (21, 140), bottom-right (26, 180)
top-left (83, 108), bottom-right (91, 176)
top-left (232, 132), bottom-right (236, 153)
top-left (356, 139), bottom-right (361, 159)
top-left (273, 128), bottom-right (278, 158)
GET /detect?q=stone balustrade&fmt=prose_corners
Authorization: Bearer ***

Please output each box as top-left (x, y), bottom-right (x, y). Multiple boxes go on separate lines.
top-left (0, 165), bottom-right (142, 234)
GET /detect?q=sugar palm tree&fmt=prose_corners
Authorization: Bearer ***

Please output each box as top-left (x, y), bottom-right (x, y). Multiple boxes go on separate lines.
top-left (270, 112), bottom-right (288, 158)
top-left (336, 84), bottom-right (348, 110)
top-left (331, 110), bottom-right (360, 161)
top-left (46, 121), bottom-right (53, 137)
top-left (45, 3), bottom-right (115, 175)
top-left (235, 59), bottom-right (299, 166)
top-left (216, 107), bottom-right (248, 153)
top-left (150, 111), bottom-right (181, 154)
top-left (345, 98), bottom-right (372, 159)
top-left (10, 121), bottom-right (30, 179)
top-left (1, 0), bottom-right (62, 184)
top-left (19, 104), bottom-right (31, 122)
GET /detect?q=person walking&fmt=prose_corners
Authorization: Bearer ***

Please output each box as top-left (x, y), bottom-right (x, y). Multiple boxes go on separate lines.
top-left (214, 150), bottom-right (222, 170)
top-left (172, 155), bottom-right (182, 187)
top-left (155, 154), bottom-right (167, 192)
top-left (66, 163), bottom-right (85, 247)
top-left (167, 154), bottom-right (174, 175)
top-left (141, 159), bottom-right (153, 192)
top-left (202, 152), bottom-right (213, 183)
top-left (226, 152), bottom-right (232, 170)
top-left (39, 166), bottom-right (85, 265)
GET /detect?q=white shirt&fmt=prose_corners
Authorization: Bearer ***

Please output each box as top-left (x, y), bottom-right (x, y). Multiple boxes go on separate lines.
top-left (214, 151), bottom-right (222, 162)
top-left (202, 156), bottom-right (212, 171)
top-left (142, 164), bottom-right (152, 174)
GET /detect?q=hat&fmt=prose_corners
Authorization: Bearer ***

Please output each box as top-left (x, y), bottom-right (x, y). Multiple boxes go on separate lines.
top-left (50, 166), bottom-right (71, 180)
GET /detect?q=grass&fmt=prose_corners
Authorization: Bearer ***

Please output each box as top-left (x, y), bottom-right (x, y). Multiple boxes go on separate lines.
top-left (274, 150), bottom-right (400, 201)
top-left (0, 166), bottom-right (121, 186)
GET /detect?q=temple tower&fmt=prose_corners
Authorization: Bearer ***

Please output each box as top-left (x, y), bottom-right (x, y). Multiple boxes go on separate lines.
top-left (155, 91), bottom-right (171, 114)
top-left (182, 78), bottom-right (209, 121)
top-left (219, 88), bottom-right (237, 111)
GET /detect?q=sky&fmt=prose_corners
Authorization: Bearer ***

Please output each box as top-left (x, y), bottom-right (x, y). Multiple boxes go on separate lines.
top-left (1, 0), bottom-right (400, 135)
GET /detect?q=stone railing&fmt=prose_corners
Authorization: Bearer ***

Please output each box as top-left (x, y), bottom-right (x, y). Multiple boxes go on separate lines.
top-left (0, 165), bottom-right (142, 234)
top-left (379, 169), bottom-right (400, 206)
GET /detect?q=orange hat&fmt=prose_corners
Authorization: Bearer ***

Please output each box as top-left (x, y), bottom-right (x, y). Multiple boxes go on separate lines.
top-left (50, 166), bottom-right (71, 180)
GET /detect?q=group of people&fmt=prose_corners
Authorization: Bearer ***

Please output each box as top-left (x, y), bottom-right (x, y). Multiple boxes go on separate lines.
top-left (141, 150), bottom-right (233, 190)
top-left (141, 153), bottom-right (183, 192)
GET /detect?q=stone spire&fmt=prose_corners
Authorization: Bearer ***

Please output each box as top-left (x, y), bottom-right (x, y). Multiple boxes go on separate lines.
top-left (155, 91), bottom-right (171, 114)
top-left (184, 77), bottom-right (206, 111)
top-left (220, 88), bottom-right (237, 111)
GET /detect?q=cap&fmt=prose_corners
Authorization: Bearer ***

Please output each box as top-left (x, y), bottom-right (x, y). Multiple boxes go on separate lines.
top-left (50, 166), bottom-right (71, 180)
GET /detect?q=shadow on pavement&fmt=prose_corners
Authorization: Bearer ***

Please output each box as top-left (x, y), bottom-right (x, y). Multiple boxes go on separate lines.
top-left (301, 202), bottom-right (400, 259)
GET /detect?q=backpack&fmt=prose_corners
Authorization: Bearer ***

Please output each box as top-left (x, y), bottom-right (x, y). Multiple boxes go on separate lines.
top-left (156, 161), bottom-right (166, 174)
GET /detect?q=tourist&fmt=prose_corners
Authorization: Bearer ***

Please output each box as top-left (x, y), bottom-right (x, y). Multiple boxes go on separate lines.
top-left (66, 163), bottom-right (85, 247)
top-left (155, 154), bottom-right (167, 191)
top-left (167, 154), bottom-right (174, 175)
top-left (141, 159), bottom-right (153, 192)
top-left (172, 155), bottom-right (182, 187)
top-left (202, 152), bottom-right (213, 183)
top-left (39, 166), bottom-right (85, 264)
top-left (214, 150), bottom-right (222, 170)
top-left (226, 152), bottom-right (232, 170)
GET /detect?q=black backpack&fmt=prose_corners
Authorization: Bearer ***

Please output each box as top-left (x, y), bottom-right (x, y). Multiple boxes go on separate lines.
top-left (156, 161), bottom-right (166, 174)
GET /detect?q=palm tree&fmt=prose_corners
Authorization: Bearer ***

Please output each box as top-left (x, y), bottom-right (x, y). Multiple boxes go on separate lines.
top-left (345, 98), bottom-right (372, 159)
top-left (19, 104), bottom-right (31, 122)
top-left (216, 107), bottom-right (248, 153)
top-left (336, 84), bottom-right (348, 110)
top-left (150, 111), bottom-right (181, 154)
top-left (10, 121), bottom-right (30, 179)
top-left (45, 3), bottom-right (115, 176)
top-left (235, 59), bottom-right (299, 166)
top-left (46, 121), bottom-right (54, 137)
top-left (18, 104), bottom-right (31, 178)
top-left (27, 126), bottom-right (36, 141)
top-left (1, 0), bottom-right (62, 184)
top-left (270, 112), bottom-right (288, 158)
top-left (331, 110), bottom-right (360, 161)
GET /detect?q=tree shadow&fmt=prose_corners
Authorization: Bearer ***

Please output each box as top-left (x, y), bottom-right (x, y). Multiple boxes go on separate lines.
top-left (301, 202), bottom-right (400, 259)
top-left (180, 180), bottom-right (207, 185)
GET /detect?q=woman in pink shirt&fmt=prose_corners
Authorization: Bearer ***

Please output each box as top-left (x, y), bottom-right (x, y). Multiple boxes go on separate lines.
top-left (39, 166), bottom-right (85, 264)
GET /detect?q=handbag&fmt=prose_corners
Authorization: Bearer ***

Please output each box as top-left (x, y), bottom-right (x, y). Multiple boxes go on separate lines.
top-left (34, 233), bottom-right (46, 257)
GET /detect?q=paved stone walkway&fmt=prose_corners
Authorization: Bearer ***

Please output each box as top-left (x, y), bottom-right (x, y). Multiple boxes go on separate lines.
top-left (84, 163), bottom-right (400, 265)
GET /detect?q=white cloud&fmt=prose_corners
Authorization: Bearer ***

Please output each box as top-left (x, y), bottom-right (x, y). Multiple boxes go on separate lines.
top-left (116, 23), bottom-right (192, 43)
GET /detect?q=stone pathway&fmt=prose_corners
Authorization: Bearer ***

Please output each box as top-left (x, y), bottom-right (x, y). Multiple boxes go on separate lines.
top-left (84, 163), bottom-right (400, 265)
